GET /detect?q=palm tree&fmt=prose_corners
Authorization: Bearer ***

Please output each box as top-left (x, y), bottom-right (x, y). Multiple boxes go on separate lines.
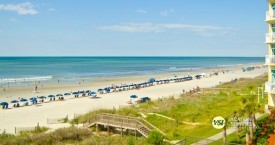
top-left (232, 111), bottom-right (241, 140)
top-left (240, 94), bottom-right (263, 143)
top-left (222, 117), bottom-right (231, 145)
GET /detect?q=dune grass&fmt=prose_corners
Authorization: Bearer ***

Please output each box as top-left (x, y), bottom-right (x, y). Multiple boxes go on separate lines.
top-left (76, 75), bottom-right (267, 141)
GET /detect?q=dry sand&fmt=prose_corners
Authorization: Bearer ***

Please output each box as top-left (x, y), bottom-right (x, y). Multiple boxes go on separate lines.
top-left (0, 64), bottom-right (267, 134)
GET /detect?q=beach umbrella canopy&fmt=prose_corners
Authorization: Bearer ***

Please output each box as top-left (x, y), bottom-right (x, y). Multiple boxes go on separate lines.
top-left (38, 96), bottom-right (46, 99)
top-left (72, 92), bottom-right (79, 95)
top-left (130, 95), bottom-right (138, 98)
top-left (56, 94), bottom-right (63, 97)
top-left (79, 91), bottom-right (85, 94)
top-left (64, 93), bottom-right (71, 96)
top-left (30, 99), bottom-right (37, 103)
top-left (48, 95), bottom-right (55, 98)
top-left (29, 97), bottom-right (37, 101)
top-left (85, 90), bottom-right (91, 93)
top-left (11, 100), bottom-right (19, 103)
top-left (0, 102), bottom-right (8, 106)
top-left (20, 98), bottom-right (28, 102)
top-left (90, 92), bottom-right (97, 95)
top-left (149, 78), bottom-right (156, 83)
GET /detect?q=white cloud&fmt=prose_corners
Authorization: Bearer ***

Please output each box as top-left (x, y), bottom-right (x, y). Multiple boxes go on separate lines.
top-left (0, 2), bottom-right (38, 15)
top-left (137, 9), bottom-right (147, 13)
top-left (160, 9), bottom-right (175, 17)
top-left (98, 23), bottom-right (234, 36)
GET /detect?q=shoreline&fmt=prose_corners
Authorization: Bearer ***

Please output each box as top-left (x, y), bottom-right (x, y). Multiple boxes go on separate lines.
top-left (0, 63), bottom-right (263, 102)
top-left (0, 62), bottom-right (263, 86)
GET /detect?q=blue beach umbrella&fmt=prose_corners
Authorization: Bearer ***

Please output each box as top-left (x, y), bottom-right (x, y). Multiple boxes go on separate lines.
top-left (64, 93), bottom-right (71, 96)
top-left (11, 100), bottom-right (19, 103)
top-left (29, 97), bottom-right (37, 102)
top-left (149, 78), bottom-right (156, 83)
top-left (0, 102), bottom-right (8, 106)
top-left (56, 94), bottom-right (63, 97)
top-left (72, 92), bottom-right (79, 95)
top-left (38, 96), bottom-right (46, 99)
top-left (79, 91), bottom-right (85, 94)
top-left (20, 98), bottom-right (28, 102)
top-left (90, 92), bottom-right (97, 94)
top-left (48, 95), bottom-right (55, 98)
top-left (89, 92), bottom-right (97, 96)
top-left (130, 95), bottom-right (138, 98)
top-left (29, 97), bottom-right (37, 101)
top-left (85, 90), bottom-right (91, 93)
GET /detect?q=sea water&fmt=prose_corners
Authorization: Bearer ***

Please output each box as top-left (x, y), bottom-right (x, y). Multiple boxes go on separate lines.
top-left (0, 57), bottom-right (264, 85)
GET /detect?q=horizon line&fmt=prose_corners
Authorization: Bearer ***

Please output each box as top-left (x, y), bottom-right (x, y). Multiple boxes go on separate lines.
top-left (0, 56), bottom-right (265, 58)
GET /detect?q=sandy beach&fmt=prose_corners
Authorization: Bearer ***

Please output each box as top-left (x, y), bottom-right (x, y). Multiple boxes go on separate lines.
top-left (0, 64), bottom-right (267, 134)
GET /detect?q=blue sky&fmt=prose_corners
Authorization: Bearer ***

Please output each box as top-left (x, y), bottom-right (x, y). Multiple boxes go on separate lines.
top-left (0, 0), bottom-right (267, 56)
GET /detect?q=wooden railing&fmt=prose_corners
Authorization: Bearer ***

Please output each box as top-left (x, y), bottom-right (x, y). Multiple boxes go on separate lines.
top-left (83, 113), bottom-right (166, 138)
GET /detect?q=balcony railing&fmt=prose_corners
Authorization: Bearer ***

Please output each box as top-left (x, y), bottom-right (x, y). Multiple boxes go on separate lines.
top-left (265, 82), bottom-right (275, 93)
top-left (266, 55), bottom-right (275, 64)
top-left (266, 11), bottom-right (275, 21)
top-left (266, 33), bottom-right (275, 43)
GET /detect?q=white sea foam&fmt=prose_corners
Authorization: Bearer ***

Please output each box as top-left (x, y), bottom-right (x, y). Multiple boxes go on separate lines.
top-left (0, 76), bottom-right (53, 83)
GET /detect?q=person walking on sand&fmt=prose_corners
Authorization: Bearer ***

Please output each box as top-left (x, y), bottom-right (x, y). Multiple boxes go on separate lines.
top-left (34, 85), bottom-right (38, 93)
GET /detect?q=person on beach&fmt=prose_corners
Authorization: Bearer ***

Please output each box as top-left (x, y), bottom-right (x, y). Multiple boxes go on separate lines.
top-left (34, 85), bottom-right (38, 93)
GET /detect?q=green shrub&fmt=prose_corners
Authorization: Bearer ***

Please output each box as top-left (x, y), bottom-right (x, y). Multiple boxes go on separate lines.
top-left (147, 130), bottom-right (164, 145)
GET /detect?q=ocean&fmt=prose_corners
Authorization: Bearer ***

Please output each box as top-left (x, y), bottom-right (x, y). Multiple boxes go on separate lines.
top-left (0, 57), bottom-right (264, 85)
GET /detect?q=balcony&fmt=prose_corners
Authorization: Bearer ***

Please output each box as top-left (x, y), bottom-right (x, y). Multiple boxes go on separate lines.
top-left (265, 82), bottom-right (275, 93)
top-left (265, 33), bottom-right (275, 43)
top-left (266, 11), bottom-right (275, 22)
top-left (265, 55), bottom-right (275, 65)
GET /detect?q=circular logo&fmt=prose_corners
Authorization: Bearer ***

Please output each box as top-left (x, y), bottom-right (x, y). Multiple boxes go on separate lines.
top-left (212, 116), bottom-right (225, 129)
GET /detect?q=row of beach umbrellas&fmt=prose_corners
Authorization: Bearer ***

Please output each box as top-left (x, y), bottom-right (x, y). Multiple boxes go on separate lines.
top-left (0, 90), bottom-right (98, 109)
top-left (97, 76), bottom-right (193, 94)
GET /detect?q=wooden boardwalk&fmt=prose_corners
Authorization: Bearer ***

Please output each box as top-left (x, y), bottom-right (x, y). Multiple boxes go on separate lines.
top-left (83, 113), bottom-right (166, 138)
